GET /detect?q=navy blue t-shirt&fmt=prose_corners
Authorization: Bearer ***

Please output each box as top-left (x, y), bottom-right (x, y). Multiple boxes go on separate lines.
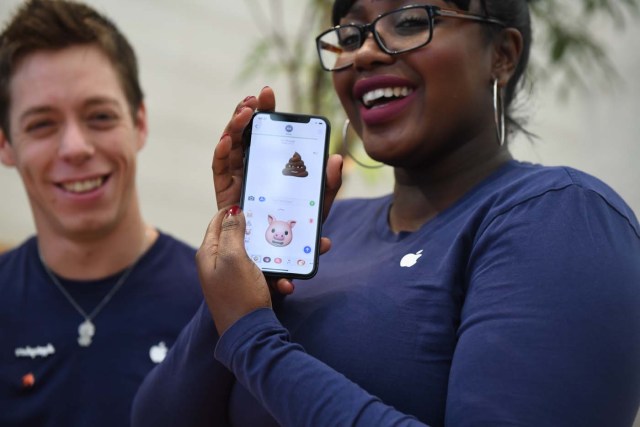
top-left (133, 161), bottom-right (640, 426)
top-left (0, 232), bottom-right (202, 427)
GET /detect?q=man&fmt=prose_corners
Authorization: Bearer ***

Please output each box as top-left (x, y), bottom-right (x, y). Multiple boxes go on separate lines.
top-left (0, 1), bottom-right (202, 425)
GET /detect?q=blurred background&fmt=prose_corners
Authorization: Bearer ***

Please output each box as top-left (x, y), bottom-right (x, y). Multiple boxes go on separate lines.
top-left (1, 1), bottom-right (639, 424)
top-left (1, 0), bottom-right (639, 251)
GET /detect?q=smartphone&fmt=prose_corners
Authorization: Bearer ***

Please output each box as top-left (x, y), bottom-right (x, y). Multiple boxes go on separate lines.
top-left (240, 111), bottom-right (330, 279)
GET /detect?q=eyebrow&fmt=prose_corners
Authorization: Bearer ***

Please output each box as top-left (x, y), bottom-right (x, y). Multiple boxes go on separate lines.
top-left (343, 0), bottom-right (403, 20)
top-left (18, 106), bottom-right (55, 127)
top-left (83, 97), bottom-right (122, 110)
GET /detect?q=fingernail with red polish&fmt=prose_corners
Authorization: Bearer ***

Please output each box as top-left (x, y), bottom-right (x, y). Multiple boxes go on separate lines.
top-left (243, 95), bottom-right (255, 102)
top-left (219, 133), bottom-right (229, 142)
top-left (226, 205), bottom-right (241, 217)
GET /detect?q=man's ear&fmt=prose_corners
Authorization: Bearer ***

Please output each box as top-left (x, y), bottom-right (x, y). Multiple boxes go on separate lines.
top-left (0, 129), bottom-right (17, 167)
top-left (134, 102), bottom-right (148, 152)
top-left (492, 28), bottom-right (524, 87)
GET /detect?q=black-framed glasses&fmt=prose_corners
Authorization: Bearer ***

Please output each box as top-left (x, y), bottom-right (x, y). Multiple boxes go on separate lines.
top-left (315, 4), bottom-right (506, 71)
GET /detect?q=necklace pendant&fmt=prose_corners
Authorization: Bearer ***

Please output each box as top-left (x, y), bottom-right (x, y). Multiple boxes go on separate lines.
top-left (78, 319), bottom-right (95, 347)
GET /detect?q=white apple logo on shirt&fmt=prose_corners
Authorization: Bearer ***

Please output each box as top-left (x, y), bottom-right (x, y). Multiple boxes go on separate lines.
top-left (149, 342), bottom-right (168, 364)
top-left (400, 250), bottom-right (423, 268)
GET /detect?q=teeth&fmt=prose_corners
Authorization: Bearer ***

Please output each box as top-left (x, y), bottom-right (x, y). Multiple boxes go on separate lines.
top-left (62, 177), bottom-right (104, 193)
top-left (362, 87), bottom-right (413, 107)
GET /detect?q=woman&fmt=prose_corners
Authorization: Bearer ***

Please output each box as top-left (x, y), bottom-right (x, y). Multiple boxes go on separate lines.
top-left (132, 1), bottom-right (640, 426)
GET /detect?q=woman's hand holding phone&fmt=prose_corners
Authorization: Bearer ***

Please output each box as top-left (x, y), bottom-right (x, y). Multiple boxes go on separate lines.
top-left (208, 86), bottom-right (342, 298)
top-left (197, 205), bottom-right (270, 336)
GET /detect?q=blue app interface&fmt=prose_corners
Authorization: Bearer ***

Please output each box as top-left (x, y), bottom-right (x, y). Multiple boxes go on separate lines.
top-left (242, 113), bottom-right (328, 276)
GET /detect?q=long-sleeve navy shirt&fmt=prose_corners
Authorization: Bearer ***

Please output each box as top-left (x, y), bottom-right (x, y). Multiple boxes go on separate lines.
top-left (132, 161), bottom-right (640, 426)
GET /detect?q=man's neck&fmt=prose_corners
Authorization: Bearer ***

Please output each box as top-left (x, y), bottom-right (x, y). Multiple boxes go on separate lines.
top-left (36, 218), bottom-right (158, 280)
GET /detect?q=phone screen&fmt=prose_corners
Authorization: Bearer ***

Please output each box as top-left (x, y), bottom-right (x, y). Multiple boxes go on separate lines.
top-left (241, 112), bottom-right (330, 278)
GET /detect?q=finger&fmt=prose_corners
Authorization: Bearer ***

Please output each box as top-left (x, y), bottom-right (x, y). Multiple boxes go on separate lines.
top-left (318, 237), bottom-right (332, 256)
top-left (224, 105), bottom-right (255, 150)
top-left (275, 278), bottom-right (295, 295)
top-left (322, 154), bottom-right (343, 221)
top-left (229, 95), bottom-right (258, 123)
top-left (213, 106), bottom-right (255, 210)
top-left (195, 207), bottom-right (226, 274)
top-left (212, 133), bottom-right (234, 206)
top-left (256, 86), bottom-right (276, 112)
top-left (217, 205), bottom-right (247, 258)
top-left (218, 96), bottom-right (258, 159)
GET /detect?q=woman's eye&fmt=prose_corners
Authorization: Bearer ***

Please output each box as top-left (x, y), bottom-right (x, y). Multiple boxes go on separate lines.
top-left (395, 17), bottom-right (430, 34)
top-left (337, 29), bottom-right (361, 50)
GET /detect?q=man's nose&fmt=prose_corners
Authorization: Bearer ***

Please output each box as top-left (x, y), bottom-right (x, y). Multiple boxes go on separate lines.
top-left (58, 121), bottom-right (94, 164)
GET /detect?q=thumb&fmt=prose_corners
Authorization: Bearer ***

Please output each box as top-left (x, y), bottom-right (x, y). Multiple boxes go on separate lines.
top-left (218, 205), bottom-right (247, 257)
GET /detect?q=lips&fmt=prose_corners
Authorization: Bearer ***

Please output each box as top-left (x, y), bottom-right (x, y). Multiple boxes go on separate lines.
top-left (353, 75), bottom-right (417, 126)
top-left (354, 75), bottom-right (416, 108)
top-left (57, 175), bottom-right (109, 194)
top-left (361, 86), bottom-right (414, 108)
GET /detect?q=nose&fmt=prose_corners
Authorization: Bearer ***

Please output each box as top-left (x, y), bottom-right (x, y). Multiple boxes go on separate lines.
top-left (352, 33), bottom-right (394, 70)
top-left (58, 120), bottom-right (94, 164)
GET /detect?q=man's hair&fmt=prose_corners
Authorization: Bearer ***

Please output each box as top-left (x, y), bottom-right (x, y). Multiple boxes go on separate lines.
top-left (0, 0), bottom-right (144, 136)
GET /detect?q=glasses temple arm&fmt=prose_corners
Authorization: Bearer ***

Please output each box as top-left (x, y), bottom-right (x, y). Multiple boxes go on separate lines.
top-left (436, 9), bottom-right (506, 27)
top-left (318, 40), bottom-right (345, 55)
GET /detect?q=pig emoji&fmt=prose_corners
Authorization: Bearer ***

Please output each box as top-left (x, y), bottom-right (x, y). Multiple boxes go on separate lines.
top-left (265, 215), bottom-right (296, 247)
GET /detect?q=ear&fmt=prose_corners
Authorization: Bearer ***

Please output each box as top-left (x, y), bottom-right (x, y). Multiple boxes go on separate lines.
top-left (289, 220), bottom-right (296, 229)
top-left (492, 28), bottom-right (524, 87)
top-left (268, 215), bottom-right (274, 224)
top-left (0, 128), bottom-right (16, 167)
top-left (133, 102), bottom-right (148, 151)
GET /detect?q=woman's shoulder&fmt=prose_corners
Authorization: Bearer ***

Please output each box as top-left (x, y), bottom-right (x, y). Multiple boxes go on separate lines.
top-left (478, 160), bottom-right (639, 235)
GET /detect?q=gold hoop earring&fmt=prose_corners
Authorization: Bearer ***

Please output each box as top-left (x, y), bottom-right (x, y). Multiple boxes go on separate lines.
top-left (341, 119), bottom-right (384, 169)
top-left (493, 79), bottom-right (505, 146)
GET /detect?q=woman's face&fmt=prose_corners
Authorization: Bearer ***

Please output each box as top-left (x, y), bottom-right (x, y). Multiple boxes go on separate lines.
top-left (332, 0), bottom-right (497, 168)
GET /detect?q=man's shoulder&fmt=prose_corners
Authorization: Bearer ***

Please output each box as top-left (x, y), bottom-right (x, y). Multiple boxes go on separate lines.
top-left (148, 231), bottom-right (198, 262)
top-left (138, 231), bottom-right (200, 287)
top-left (155, 231), bottom-right (197, 253)
top-left (0, 237), bottom-right (36, 271)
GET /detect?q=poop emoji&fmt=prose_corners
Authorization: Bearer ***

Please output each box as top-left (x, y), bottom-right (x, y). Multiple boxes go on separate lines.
top-left (265, 215), bottom-right (296, 247)
top-left (282, 152), bottom-right (309, 177)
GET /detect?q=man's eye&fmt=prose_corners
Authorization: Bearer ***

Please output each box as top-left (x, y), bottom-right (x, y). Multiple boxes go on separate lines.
top-left (88, 112), bottom-right (118, 127)
top-left (26, 120), bottom-right (54, 133)
top-left (90, 112), bottom-right (115, 121)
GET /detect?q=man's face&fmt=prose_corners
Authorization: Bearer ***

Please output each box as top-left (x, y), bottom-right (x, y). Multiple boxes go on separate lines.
top-left (0, 45), bottom-right (147, 240)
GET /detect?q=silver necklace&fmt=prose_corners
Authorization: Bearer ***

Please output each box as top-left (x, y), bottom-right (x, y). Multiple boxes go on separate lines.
top-left (38, 250), bottom-right (140, 347)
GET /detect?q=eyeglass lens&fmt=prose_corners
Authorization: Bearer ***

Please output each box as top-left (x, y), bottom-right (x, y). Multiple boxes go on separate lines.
top-left (317, 6), bottom-right (432, 71)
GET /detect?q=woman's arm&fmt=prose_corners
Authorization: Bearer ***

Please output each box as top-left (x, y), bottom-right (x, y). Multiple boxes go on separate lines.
top-left (446, 185), bottom-right (640, 426)
top-left (131, 302), bottom-right (235, 427)
top-left (208, 185), bottom-right (640, 426)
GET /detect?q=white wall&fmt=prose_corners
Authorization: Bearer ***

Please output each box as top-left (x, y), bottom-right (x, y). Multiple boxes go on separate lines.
top-left (1, 0), bottom-right (639, 249)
